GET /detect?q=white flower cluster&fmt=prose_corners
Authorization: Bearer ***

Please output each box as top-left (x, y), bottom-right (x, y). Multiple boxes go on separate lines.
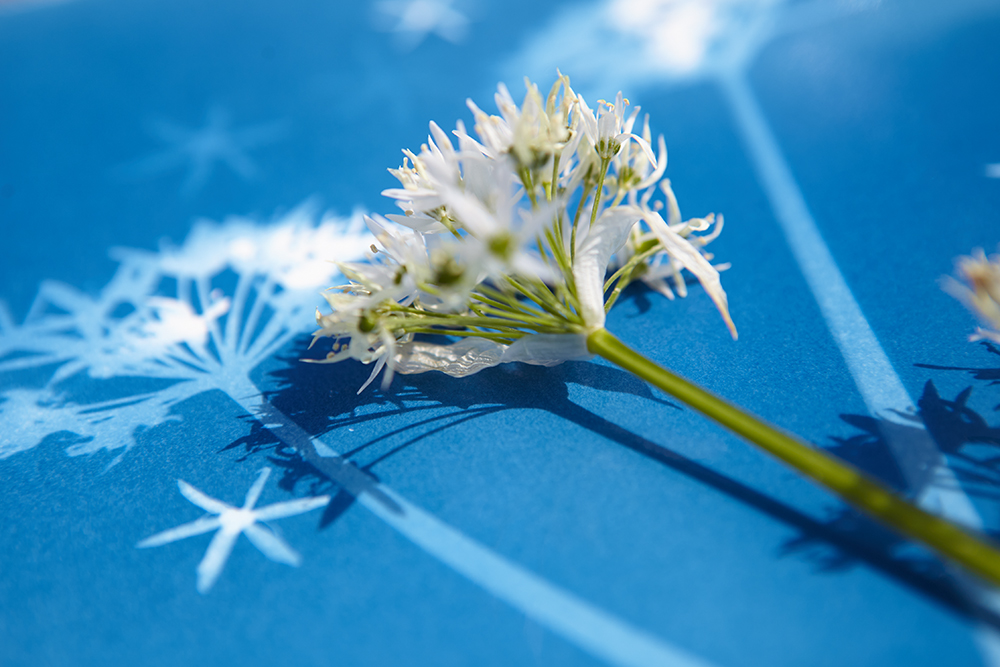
top-left (945, 246), bottom-right (1000, 344)
top-left (312, 74), bottom-right (737, 392)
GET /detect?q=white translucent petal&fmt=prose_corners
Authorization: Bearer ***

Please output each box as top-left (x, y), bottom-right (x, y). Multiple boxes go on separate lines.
top-left (393, 338), bottom-right (506, 377)
top-left (643, 210), bottom-right (737, 339)
top-left (501, 334), bottom-right (591, 366)
top-left (573, 206), bottom-right (643, 329)
top-left (621, 132), bottom-right (657, 167)
top-left (391, 334), bottom-right (591, 379)
top-left (358, 354), bottom-right (388, 394)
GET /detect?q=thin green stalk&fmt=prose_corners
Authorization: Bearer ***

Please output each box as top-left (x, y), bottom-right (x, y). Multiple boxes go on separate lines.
top-left (589, 157), bottom-right (612, 229)
top-left (403, 328), bottom-right (515, 343)
top-left (505, 275), bottom-right (571, 320)
top-left (536, 233), bottom-right (556, 270)
top-left (471, 290), bottom-right (546, 318)
top-left (570, 179), bottom-right (595, 263)
top-left (413, 314), bottom-right (562, 332)
top-left (572, 180), bottom-right (594, 229)
top-left (586, 327), bottom-right (1000, 588)
top-left (472, 305), bottom-right (563, 328)
top-left (520, 167), bottom-right (538, 208)
top-left (476, 285), bottom-right (550, 318)
top-left (603, 243), bottom-right (661, 291)
top-left (547, 152), bottom-right (561, 202)
top-left (439, 216), bottom-right (464, 240)
top-left (552, 211), bottom-right (566, 262)
top-left (543, 226), bottom-right (573, 279)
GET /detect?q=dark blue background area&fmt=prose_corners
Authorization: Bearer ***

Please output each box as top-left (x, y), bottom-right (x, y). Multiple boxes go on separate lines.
top-left (2, 1), bottom-right (1000, 666)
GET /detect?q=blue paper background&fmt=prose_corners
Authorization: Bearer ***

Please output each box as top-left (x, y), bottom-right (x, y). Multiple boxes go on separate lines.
top-left (2, 1), bottom-right (1000, 665)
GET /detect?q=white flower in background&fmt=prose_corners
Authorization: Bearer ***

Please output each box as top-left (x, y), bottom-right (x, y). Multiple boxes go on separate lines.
top-left (987, 163), bottom-right (1000, 179)
top-left (609, 0), bottom-right (783, 77)
top-left (312, 75), bottom-right (736, 391)
top-left (0, 204), bottom-right (371, 458)
top-left (505, 0), bottom-right (800, 95)
top-left (944, 246), bottom-right (1000, 344)
top-left (374, 0), bottom-right (470, 50)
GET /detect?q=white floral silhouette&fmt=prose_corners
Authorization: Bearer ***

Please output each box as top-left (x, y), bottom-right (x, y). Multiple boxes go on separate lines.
top-left (138, 467), bottom-right (330, 593)
top-left (0, 202), bottom-right (371, 458)
top-left (118, 105), bottom-right (288, 196)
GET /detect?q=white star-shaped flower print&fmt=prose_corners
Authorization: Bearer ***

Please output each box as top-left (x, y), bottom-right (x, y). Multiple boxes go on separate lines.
top-left (138, 467), bottom-right (329, 593)
top-left (120, 105), bottom-right (287, 196)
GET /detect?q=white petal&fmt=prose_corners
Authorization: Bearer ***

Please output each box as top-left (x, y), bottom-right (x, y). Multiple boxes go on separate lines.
top-left (661, 180), bottom-right (682, 227)
top-left (428, 121), bottom-right (455, 156)
top-left (358, 353), bottom-right (388, 394)
top-left (573, 206), bottom-right (643, 329)
top-left (635, 135), bottom-right (668, 191)
top-left (437, 183), bottom-right (498, 237)
top-left (621, 132), bottom-right (657, 167)
top-left (576, 94), bottom-right (598, 144)
top-left (643, 211), bottom-right (738, 339)
top-left (385, 213), bottom-right (448, 234)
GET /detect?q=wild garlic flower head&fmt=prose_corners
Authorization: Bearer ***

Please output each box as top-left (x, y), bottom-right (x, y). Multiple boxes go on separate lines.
top-left (944, 246), bottom-right (1000, 344)
top-left (312, 75), bottom-right (737, 392)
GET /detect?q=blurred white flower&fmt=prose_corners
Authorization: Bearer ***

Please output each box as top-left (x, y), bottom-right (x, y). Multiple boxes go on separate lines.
top-left (944, 246), bottom-right (1000, 344)
top-left (374, 0), bottom-right (470, 50)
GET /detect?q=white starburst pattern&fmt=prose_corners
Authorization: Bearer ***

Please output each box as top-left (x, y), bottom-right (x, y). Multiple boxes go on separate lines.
top-left (0, 203), bottom-right (372, 459)
top-left (374, 0), bottom-right (469, 49)
top-left (138, 467), bottom-right (330, 593)
top-left (119, 105), bottom-right (288, 196)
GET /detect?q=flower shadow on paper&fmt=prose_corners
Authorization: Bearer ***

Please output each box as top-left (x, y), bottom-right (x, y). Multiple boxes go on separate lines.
top-left (228, 326), bottom-right (994, 627)
top-left (778, 343), bottom-right (1000, 625)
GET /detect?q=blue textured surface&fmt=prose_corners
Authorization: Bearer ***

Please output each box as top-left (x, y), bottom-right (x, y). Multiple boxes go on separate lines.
top-left (2, 1), bottom-right (1000, 665)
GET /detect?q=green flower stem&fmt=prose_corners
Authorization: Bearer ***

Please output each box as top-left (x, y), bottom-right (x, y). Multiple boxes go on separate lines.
top-left (589, 157), bottom-right (612, 229)
top-left (587, 327), bottom-right (1000, 588)
top-left (570, 179), bottom-right (595, 263)
top-left (548, 152), bottom-right (561, 202)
